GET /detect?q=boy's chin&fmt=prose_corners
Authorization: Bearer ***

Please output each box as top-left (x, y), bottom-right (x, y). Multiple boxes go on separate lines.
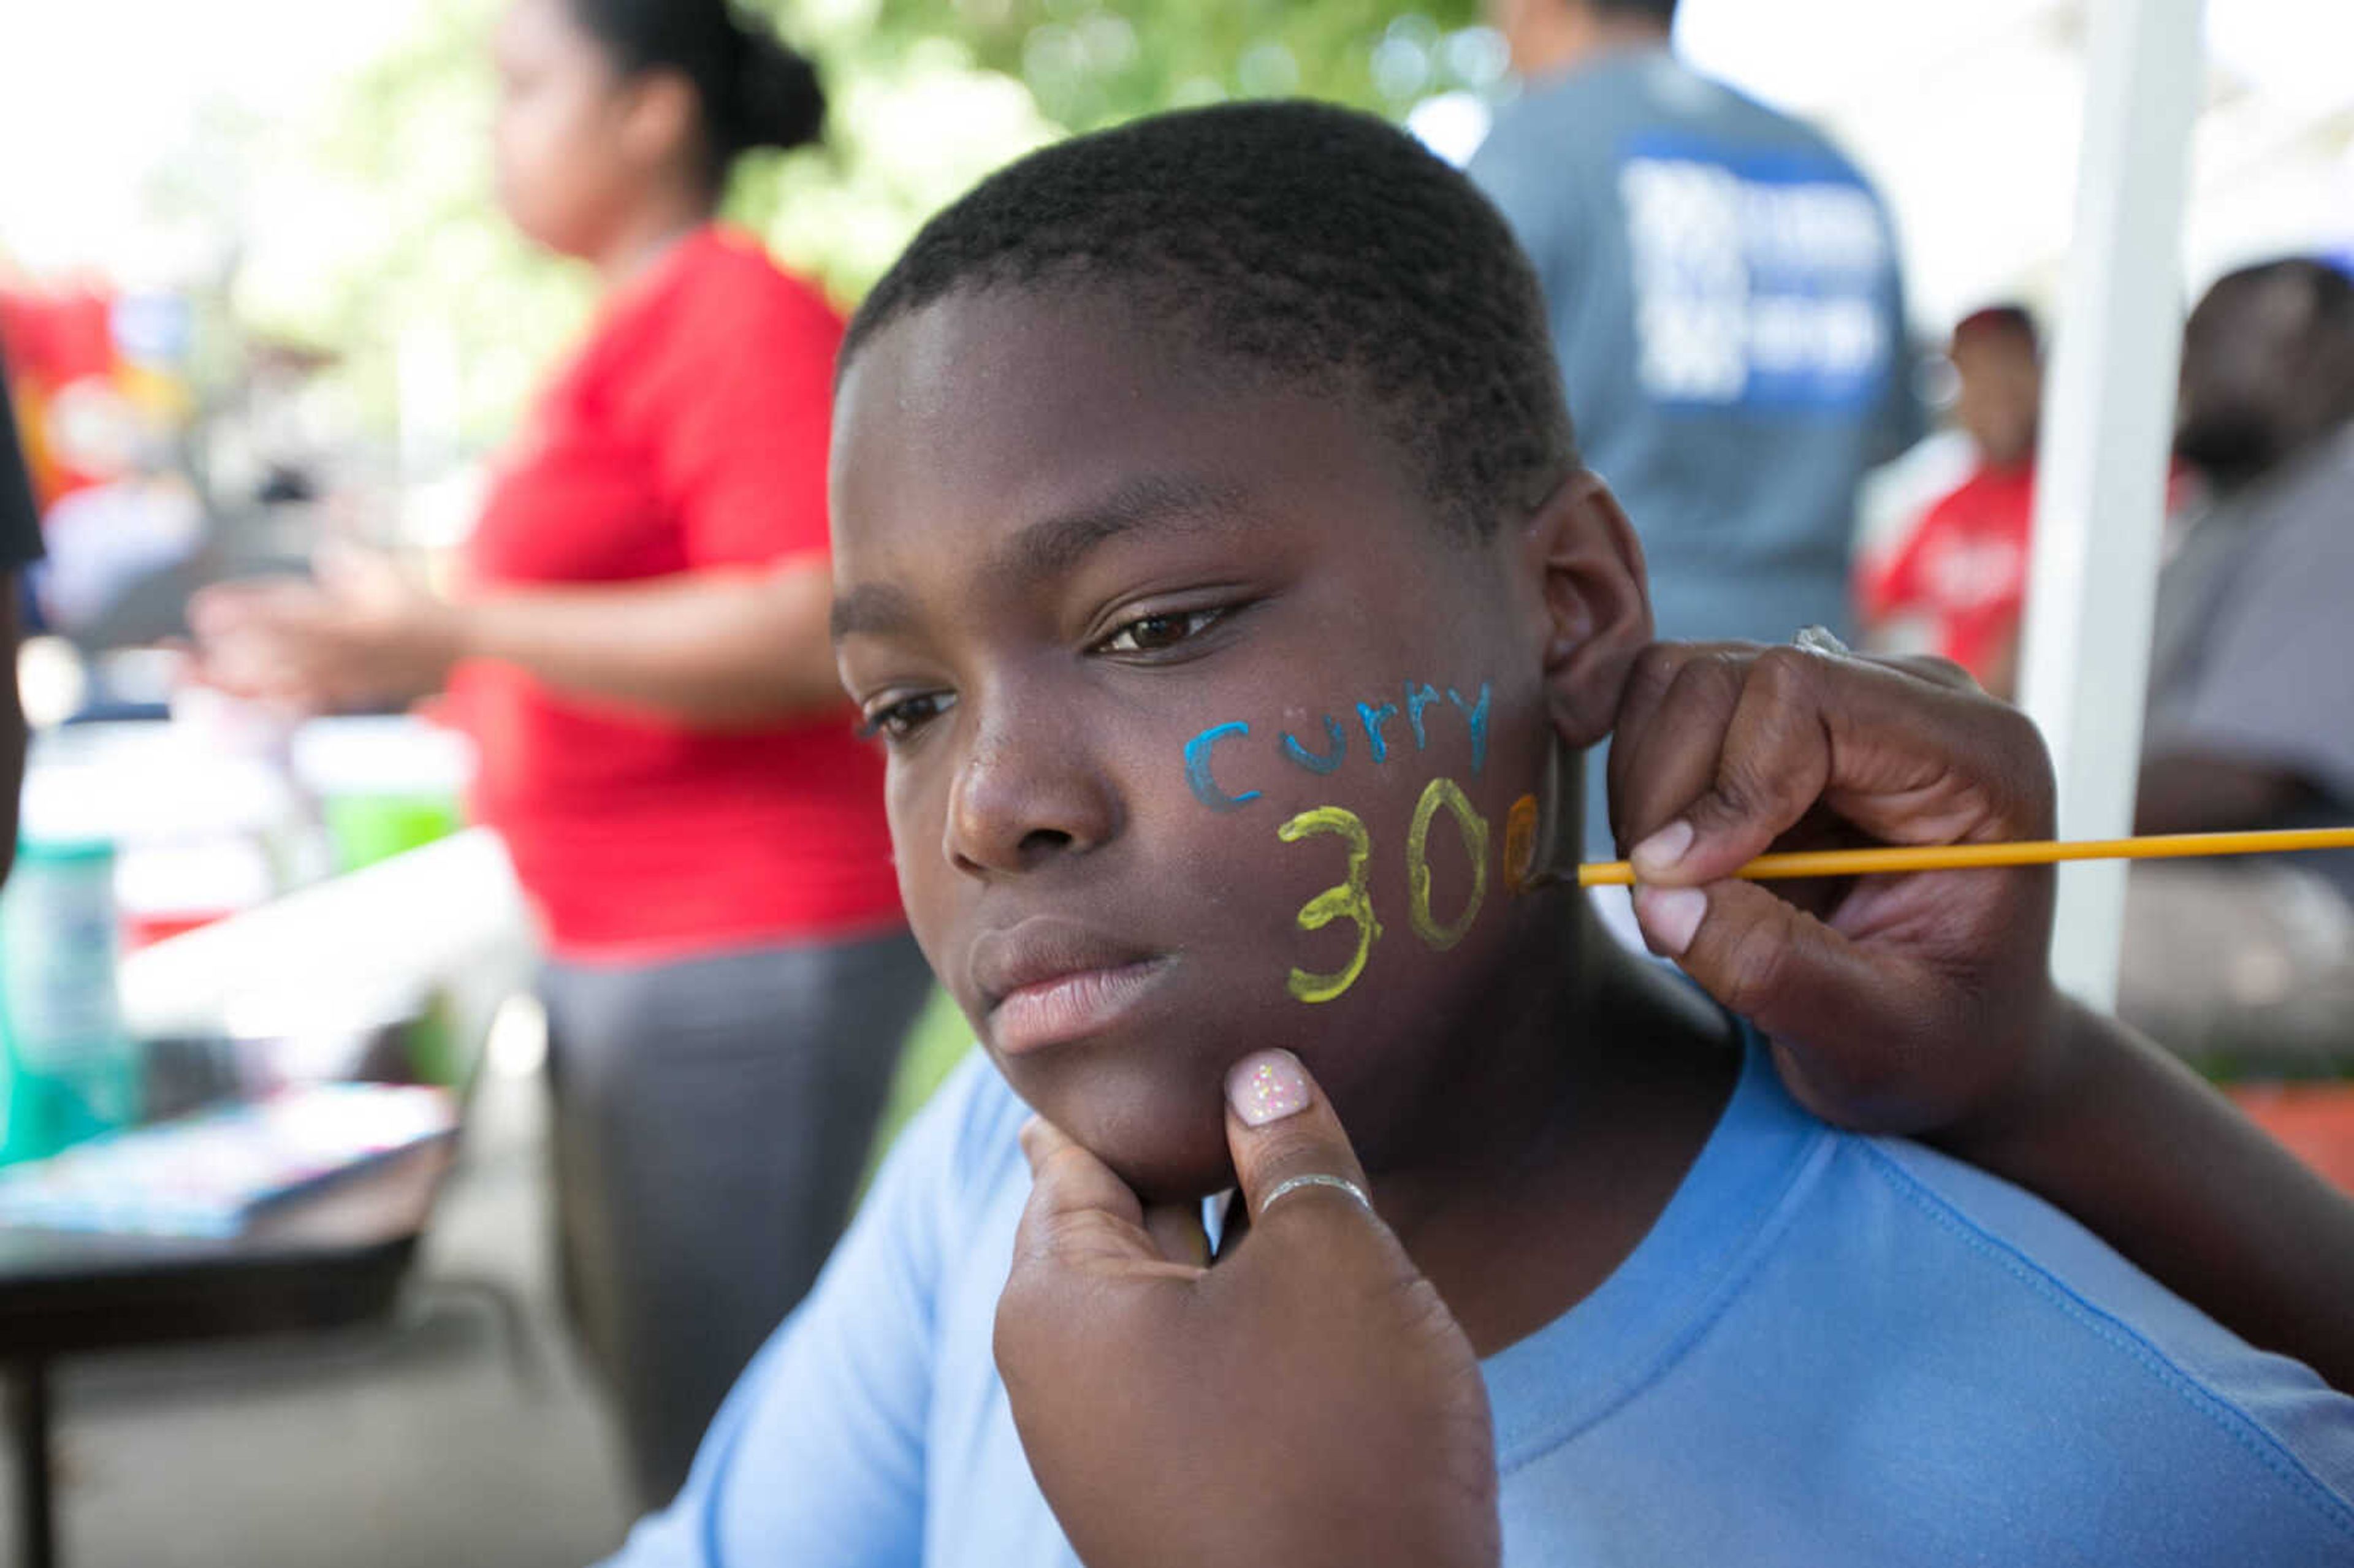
top-left (1000, 1048), bottom-right (1240, 1205)
top-left (1071, 1108), bottom-right (1236, 1209)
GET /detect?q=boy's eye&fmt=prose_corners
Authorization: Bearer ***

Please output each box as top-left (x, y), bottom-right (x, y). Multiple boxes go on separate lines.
top-left (1095, 607), bottom-right (1229, 657)
top-left (859, 691), bottom-right (956, 742)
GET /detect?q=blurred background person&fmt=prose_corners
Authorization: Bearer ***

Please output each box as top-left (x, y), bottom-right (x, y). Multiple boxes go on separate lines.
top-left (0, 286), bottom-right (207, 653)
top-left (189, 0), bottom-right (926, 1507)
top-left (2125, 257), bottom-right (2354, 1070)
top-left (0, 357), bottom-right (43, 876)
top-left (1857, 304), bottom-right (2041, 700)
top-left (1470, 0), bottom-right (1921, 857)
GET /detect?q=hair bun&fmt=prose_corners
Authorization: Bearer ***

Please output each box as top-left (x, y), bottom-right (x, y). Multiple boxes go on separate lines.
top-left (728, 29), bottom-right (825, 154)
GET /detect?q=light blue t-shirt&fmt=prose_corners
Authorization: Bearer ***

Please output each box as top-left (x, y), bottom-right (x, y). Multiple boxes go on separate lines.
top-left (608, 1039), bottom-right (2354, 1567)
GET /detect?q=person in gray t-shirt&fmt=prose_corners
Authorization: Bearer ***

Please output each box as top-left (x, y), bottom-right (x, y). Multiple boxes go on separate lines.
top-left (1471, 0), bottom-right (1921, 854)
top-left (2124, 259), bottom-right (2354, 1067)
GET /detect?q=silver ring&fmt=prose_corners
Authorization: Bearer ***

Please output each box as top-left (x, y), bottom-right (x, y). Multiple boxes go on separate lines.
top-left (1257, 1172), bottom-right (1374, 1221)
top-left (1793, 625), bottom-right (1851, 657)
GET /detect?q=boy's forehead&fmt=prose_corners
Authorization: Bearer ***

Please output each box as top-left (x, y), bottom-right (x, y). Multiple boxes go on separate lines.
top-left (836, 287), bottom-right (1249, 473)
top-left (829, 287), bottom-right (1419, 575)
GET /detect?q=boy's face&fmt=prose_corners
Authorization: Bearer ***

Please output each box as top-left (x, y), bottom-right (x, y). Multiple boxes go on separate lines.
top-left (832, 287), bottom-right (1563, 1200)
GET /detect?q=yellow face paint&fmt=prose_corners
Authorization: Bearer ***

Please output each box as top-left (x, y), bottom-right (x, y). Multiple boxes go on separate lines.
top-left (1278, 806), bottom-right (1384, 1004)
top-left (1406, 778), bottom-right (1490, 951)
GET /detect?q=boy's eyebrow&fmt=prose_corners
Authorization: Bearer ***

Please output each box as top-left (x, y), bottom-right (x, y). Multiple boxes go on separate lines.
top-left (830, 582), bottom-right (918, 644)
top-left (830, 474), bottom-right (1251, 645)
top-left (983, 473), bottom-right (1250, 596)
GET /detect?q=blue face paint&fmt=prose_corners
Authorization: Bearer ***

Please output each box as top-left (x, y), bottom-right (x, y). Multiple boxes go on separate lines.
top-left (1446, 683), bottom-right (1491, 775)
top-left (1184, 721), bottom-right (1262, 811)
top-left (1404, 682), bottom-right (1442, 751)
top-left (1279, 715), bottom-right (1348, 775)
top-left (1355, 701), bottom-right (1400, 764)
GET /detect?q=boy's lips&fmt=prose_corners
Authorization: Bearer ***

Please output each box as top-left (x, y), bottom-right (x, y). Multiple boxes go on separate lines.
top-left (970, 919), bottom-right (1176, 1056)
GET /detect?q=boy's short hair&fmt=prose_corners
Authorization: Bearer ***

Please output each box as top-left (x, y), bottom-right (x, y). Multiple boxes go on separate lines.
top-left (841, 101), bottom-right (1579, 538)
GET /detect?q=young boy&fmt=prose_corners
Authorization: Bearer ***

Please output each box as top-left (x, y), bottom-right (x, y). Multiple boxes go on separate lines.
top-left (607, 104), bottom-right (2354, 1566)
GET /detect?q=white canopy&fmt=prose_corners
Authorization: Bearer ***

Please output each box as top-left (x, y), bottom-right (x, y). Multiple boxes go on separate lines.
top-left (1678, 0), bottom-right (2354, 328)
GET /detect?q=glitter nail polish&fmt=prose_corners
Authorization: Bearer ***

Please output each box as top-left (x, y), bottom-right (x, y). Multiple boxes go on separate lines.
top-left (1226, 1050), bottom-right (1312, 1127)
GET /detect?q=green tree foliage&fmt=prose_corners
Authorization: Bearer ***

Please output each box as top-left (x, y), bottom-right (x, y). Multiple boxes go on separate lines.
top-left (880, 0), bottom-right (1484, 131)
top-left (257, 0), bottom-right (1503, 449)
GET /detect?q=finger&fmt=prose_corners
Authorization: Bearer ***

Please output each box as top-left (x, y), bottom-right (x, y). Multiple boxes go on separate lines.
top-left (188, 584), bottom-right (267, 638)
top-left (1010, 1116), bottom-right (1166, 1273)
top-left (311, 539), bottom-right (371, 585)
top-left (168, 637), bottom-right (223, 693)
top-left (1631, 877), bottom-right (1957, 1125)
top-left (1606, 642), bottom-right (1741, 850)
top-left (1604, 644), bottom-right (1694, 820)
top-left (996, 1121), bottom-right (1193, 1415)
top-left (1610, 650), bottom-right (1745, 856)
top-left (313, 542), bottom-right (403, 604)
top-left (1143, 1203), bottom-right (1211, 1268)
top-left (1631, 649), bottom-right (2048, 887)
top-left (1221, 1050), bottom-right (1377, 1232)
top-left (1631, 647), bottom-right (1835, 883)
top-left (191, 576), bottom-right (326, 631)
top-left (1017, 1116), bottom-right (1136, 1219)
top-left (1881, 652), bottom-right (1981, 695)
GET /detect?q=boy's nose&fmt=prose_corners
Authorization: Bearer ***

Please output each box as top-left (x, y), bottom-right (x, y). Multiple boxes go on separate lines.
top-left (944, 723), bottom-right (1121, 876)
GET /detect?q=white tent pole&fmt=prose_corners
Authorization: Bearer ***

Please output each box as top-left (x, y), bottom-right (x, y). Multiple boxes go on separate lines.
top-left (2018, 0), bottom-right (2206, 1010)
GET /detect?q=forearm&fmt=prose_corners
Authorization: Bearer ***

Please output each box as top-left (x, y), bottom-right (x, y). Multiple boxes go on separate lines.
top-left (459, 563), bottom-right (847, 728)
top-left (1940, 999), bottom-right (2354, 1390)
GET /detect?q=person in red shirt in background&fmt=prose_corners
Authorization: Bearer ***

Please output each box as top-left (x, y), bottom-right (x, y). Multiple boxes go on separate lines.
top-left (189, 0), bottom-right (926, 1507)
top-left (1857, 304), bottom-right (2042, 700)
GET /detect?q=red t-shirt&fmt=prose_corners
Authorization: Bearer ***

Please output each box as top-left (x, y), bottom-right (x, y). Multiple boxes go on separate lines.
top-left (448, 228), bottom-right (900, 961)
top-left (1859, 461), bottom-right (2036, 682)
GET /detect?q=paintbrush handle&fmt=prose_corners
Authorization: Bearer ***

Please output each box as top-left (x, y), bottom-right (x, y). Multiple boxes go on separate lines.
top-left (1577, 826), bottom-right (2354, 889)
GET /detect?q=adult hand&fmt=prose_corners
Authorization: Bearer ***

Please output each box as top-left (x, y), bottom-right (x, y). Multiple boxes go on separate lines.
top-left (995, 1049), bottom-right (1498, 1568)
top-left (1607, 640), bottom-right (2065, 1140)
top-left (188, 546), bottom-right (463, 714)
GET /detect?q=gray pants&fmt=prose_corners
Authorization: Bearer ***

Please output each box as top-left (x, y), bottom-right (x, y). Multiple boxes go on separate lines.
top-left (539, 929), bottom-right (931, 1507)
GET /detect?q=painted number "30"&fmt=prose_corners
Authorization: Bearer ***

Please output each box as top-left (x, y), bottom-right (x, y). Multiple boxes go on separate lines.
top-left (1278, 777), bottom-right (1491, 1004)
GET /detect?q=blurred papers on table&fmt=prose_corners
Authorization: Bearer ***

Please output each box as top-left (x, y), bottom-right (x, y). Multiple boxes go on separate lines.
top-left (0, 1083), bottom-right (455, 1238)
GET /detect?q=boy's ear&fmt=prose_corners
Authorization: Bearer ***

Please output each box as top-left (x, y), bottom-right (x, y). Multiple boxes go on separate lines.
top-left (1520, 469), bottom-right (1652, 749)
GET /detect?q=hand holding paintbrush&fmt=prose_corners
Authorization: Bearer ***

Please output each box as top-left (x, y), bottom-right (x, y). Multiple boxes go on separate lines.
top-left (999, 638), bottom-right (2354, 1567)
top-left (1606, 641), bottom-right (2080, 1137)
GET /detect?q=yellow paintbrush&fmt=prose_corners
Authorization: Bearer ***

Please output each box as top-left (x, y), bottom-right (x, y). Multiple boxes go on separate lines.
top-left (1578, 826), bottom-right (2354, 889)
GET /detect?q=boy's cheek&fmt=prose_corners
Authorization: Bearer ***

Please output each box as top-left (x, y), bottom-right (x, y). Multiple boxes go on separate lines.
top-left (1179, 759), bottom-right (1533, 1018)
top-left (882, 680), bottom-right (1541, 1040)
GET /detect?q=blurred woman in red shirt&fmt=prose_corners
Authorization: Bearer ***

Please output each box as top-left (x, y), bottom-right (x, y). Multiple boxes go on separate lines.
top-left (192, 0), bottom-right (924, 1505)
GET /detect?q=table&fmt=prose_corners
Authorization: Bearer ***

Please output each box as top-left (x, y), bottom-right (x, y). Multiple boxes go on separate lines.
top-left (4, 816), bottom-right (529, 1568)
top-left (0, 1142), bottom-right (452, 1568)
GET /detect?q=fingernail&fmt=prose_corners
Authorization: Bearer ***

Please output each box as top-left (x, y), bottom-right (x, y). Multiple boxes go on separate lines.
top-left (1226, 1050), bottom-right (1312, 1127)
top-left (1631, 820), bottom-right (1695, 878)
top-left (1634, 886), bottom-right (1707, 957)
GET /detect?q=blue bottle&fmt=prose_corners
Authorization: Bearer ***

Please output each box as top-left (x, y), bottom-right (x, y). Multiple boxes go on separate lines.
top-left (0, 838), bottom-right (140, 1165)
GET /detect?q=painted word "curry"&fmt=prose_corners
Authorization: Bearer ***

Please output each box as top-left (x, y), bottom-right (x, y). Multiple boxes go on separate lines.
top-left (1180, 680), bottom-right (1540, 1005)
top-left (1183, 680), bottom-right (1492, 812)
